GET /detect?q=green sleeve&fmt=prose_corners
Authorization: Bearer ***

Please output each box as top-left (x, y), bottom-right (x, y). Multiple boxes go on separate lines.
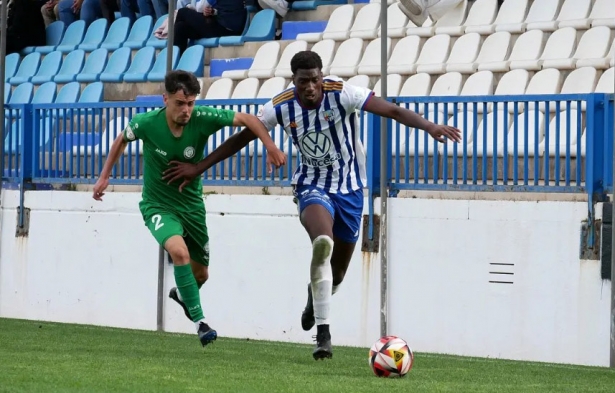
top-left (122, 114), bottom-right (145, 143)
top-left (195, 106), bottom-right (236, 136)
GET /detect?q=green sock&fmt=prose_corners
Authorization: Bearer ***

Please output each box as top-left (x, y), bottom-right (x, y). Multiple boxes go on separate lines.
top-left (173, 264), bottom-right (204, 322)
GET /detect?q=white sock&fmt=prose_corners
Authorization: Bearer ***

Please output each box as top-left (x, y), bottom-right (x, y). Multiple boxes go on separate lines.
top-left (332, 284), bottom-right (340, 295)
top-left (194, 318), bottom-right (207, 331)
top-left (310, 235), bottom-right (334, 326)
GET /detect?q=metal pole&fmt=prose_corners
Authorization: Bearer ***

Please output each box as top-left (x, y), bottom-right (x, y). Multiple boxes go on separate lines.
top-left (166, 0), bottom-right (176, 74)
top-left (157, 245), bottom-right (165, 331)
top-left (0, 0), bottom-right (9, 199)
top-left (611, 76), bottom-right (615, 366)
top-left (379, 0), bottom-right (388, 339)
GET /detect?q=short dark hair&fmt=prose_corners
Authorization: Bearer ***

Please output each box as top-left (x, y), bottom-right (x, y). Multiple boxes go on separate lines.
top-left (290, 51), bottom-right (323, 74)
top-left (164, 70), bottom-right (201, 97)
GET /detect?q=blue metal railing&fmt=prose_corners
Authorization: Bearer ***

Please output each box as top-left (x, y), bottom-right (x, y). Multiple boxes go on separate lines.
top-left (2, 93), bottom-right (613, 199)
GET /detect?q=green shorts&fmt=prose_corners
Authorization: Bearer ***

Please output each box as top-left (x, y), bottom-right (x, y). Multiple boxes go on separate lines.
top-left (141, 205), bottom-right (210, 266)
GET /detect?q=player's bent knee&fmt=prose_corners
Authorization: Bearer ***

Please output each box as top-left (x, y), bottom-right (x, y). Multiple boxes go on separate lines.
top-left (165, 236), bottom-right (191, 266)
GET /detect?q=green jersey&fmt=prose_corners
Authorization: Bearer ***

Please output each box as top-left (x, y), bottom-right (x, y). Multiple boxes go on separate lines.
top-left (122, 106), bottom-right (235, 213)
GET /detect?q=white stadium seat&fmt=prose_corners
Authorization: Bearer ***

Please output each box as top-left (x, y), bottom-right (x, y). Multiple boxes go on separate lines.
top-left (535, 0), bottom-right (591, 32)
top-left (205, 78), bottom-right (233, 99)
top-left (408, 34), bottom-right (452, 74)
top-left (357, 37), bottom-right (392, 76)
top-left (349, 3), bottom-right (381, 40)
top-left (298, 4), bottom-right (354, 42)
top-left (387, 35), bottom-right (422, 75)
top-left (257, 77), bottom-right (287, 99)
top-left (274, 40), bottom-right (308, 78)
top-left (378, 3), bottom-right (409, 38)
top-left (418, 32), bottom-right (480, 75)
top-left (326, 38), bottom-right (364, 77)
top-left (478, 29), bottom-right (543, 72)
top-left (231, 78), bottom-right (259, 99)
top-left (496, 0), bottom-right (560, 34)
top-left (510, 27), bottom-right (576, 71)
top-left (407, 0), bottom-right (468, 37)
top-left (448, 31), bottom-right (511, 73)
top-left (437, 0), bottom-right (498, 36)
top-left (542, 26), bottom-right (612, 70)
top-left (466, 0), bottom-right (529, 35)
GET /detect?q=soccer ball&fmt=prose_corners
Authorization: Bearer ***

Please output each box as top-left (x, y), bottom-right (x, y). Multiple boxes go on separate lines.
top-left (368, 335), bottom-right (414, 377)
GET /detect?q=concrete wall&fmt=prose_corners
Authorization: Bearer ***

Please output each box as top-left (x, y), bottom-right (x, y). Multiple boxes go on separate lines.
top-left (0, 190), bottom-right (610, 367)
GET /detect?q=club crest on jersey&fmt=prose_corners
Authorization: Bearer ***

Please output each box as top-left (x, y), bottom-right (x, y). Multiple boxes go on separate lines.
top-left (125, 125), bottom-right (136, 141)
top-left (184, 146), bottom-right (195, 159)
top-left (322, 109), bottom-right (335, 122)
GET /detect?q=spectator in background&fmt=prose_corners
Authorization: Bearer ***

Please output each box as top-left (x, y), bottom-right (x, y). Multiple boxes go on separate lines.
top-left (257, 0), bottom-right (292, 18)
top-left (7, 0), bottom-right (47, 54)
top-left (99, 0), bottom-right (156, 24)
top-left (57, 0), bottom-right (103, 26)
top-left (151, 0), bottom-right (167, 19)
top-left (41, 0), bottom-right (60, 27)
top-left (172, 0), bottom-right (247, 54)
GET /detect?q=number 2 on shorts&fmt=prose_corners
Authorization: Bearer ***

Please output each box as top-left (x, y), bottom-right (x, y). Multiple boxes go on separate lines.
top-left (152, 214), bottom-right (164, 231)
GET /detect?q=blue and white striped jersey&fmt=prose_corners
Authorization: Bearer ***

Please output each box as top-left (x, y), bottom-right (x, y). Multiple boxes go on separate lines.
top-left (257, 77), bottom-right (374, 194)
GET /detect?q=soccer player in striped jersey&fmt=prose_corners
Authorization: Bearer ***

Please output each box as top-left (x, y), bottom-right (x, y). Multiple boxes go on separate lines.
top-left (162, 51), bottom-right (462, 359)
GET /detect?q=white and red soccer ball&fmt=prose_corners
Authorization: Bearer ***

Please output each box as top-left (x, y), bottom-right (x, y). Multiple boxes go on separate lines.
top-left (368, 335), bottom-right (414, 377)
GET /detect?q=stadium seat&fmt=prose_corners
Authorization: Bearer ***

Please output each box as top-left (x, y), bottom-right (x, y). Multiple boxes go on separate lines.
top-left (8, 52), bottom-right (41, 86)
top-left (489, 69), bottom-right (530, 113)
top-left (121, 47), bottom-right (156, 82)
top-left (146, 14), bottom-right (169, 49)
top-left (97, 47), bottom-right (132, 83)
top-left (77, 48), bottom-right (113, 83)
top-left (501, 110), bottom-right (545, 157)
top-left (290, 0), bottom-right (346, 11)
top-left (423, 72), bottom-right (463, 115)
top-left (407, 0), bottom-right (467, 37)
top-left (450, 70), bottom-right (494, 113)
top-left (210, 58), bottom-right (254, 78)
top-left (3, 83), bottom-right (10, 104)
top-left (6, 82), bottom-right (33, 110)
top-left (123, 15), bottom-right (154, 49)
top-left (175, 45), bottom-right (205, 77)
top-left (437, 0), bottom-right (497, 36)
top-left (440, 110), bottom-right (477, 155)
top-left (204, 78), bottom-right (233, 99)
top-left (561, 0), bottom-right (615, 29)
top-left (533, 0), bottom-right (591, 32)
top-left (357, 37), bottom-right (392, 76)
top-left (378, 2), bottom-right (409, 38)
top-left (55, 82), bottom-right (81, 105)
top-left (257, 77), bottom-right (287, 98)
top-left (5, 53), bottom-right (20, 82)
top-left (326, 38), bottom-right (364, 76)
top-left (349, 3), bottom-right (381, 39)
top-left (53, 50), bottom-right (86, 83)
top-left (555, 66), bottom-right (598, 111)
top-left (539, 109), bottom-right (581, 156)
top-left (191, 37), bottom-right (219, 48)
top-left (22, 21), bottom-right (65, 55)
top-left (466, 110), bottom-right (512, 157)
top-left (407, 34), bottom-right (452, 75)
top-left (32, 81), bottom-right (58, 105)
top-left (479, 29), bottom-right (544, 72)
top-left (447, 31), bottom-right (511, 73)
top-left (418, 32), bottom-right (480, 74)
top-left (310, 39), bottom-right (336, 72)
top-left (399, 73), bottom-right (432, 99)
top-left (525, 69), bottom-right (563, 112)
top-left (219, 9), bottom-right (276, 46)
top-left (231, 78), bottom-right (259, 99)
top-left (466, 0), bottom-right (529, 35)
top-left (511, 27), bottom-right (576, 71)
top-left (78, 19), bottom-right (109, 52)
top-left (497, 0), bottom-right (560, 34)
top-left (224, 42), bottom-right (280, 79)
top-left (145, 47), bottom-right (180, 82)
top-left (80, 82), bottom-right (104, 103)
top-left (281, 20), bottom-right (328, 40)
top-left (298, 5), bottom-right (354, 42)
top-left (544, 27), bottom-right (613, 70)
top-left (577, 37), bottom-right (615, 69)
top-left (387, 35), bottom-right (421, 75)
top-left (595, 67), bottom-right (614, 93)
top-left (52, 20), bottom-right (87, 53)
top-left (274, 40), bottom-right (308, 78)
top-left (346, 74), bottom-right (370, 89)
top-left (373, 74), bottom-right (402, 97)
top-left (29, 51), bottom-right (64, 85)
top-left (100, 17), bottom-right (131, 50)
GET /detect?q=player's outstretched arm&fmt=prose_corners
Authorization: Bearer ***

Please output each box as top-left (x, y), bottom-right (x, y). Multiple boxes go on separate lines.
top-left (92, 134), bottom-right (128, 201)
top-left (364, 96), bottom-right (462, 143)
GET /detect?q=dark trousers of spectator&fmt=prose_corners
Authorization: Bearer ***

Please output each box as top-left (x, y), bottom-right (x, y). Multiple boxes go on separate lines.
top-left (173, 7), bottom-right (242, 54)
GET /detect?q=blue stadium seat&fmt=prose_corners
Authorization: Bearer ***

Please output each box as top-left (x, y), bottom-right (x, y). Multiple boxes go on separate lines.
top-left (4, 53), bottom-right (20, 82)
top-left (39, 20), bottom-right (86, 54)
top-left (175, 45), bottom-right (205, 77)
top-left (146, 46), bottom-right (179, 82)
top-left (8, 52), bottom-right (41, 86)
top-left (219, 9), bottom-right (276, 46)
top-left (146, 14), bottom-right (169, 49)
top-left (55, 82), bottom-right (81, 105)
top-left (209, 57), bottom-right (253, 77)
top-left (122, 46), bottom-right (156, 82)
top-left (53, 50), bottom-right (86, 83)
top-left (72, 48), bottom-right (108, 83)
top-left (31, 81), bottom-right (58, 105)
top-left (100, 17), bottom-right (130, 50)
top-left (30, 51), bottom-right (64, 85)
top-left (96, 47), bottom-right (132, 83)
top-left (5, 82), bottom-right (33, 119)
top-left (190, 37), bottom-right (219, 48)
top-left (281, 20), bottom-right (327, 40)
top-left (78, 19), bottom-right (109, 52)
top-left (4, 83), bottom-right (10, 103)
top-left (123, 15), bottom-right (153, 49)
top-left (22, 21), bottom-right (65, 55)
top-left (290, 0), bottom-right (347, 11)
top-left (80, 82), bottom-right (104, 103)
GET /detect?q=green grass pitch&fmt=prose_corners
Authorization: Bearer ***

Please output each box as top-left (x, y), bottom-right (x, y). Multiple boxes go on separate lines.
top-left (1, 318), bottom-right (614, 393)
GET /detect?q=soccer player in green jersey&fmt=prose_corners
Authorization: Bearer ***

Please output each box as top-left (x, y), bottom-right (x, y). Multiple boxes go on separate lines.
top-left (92, 70), bottom-right (287, 347)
